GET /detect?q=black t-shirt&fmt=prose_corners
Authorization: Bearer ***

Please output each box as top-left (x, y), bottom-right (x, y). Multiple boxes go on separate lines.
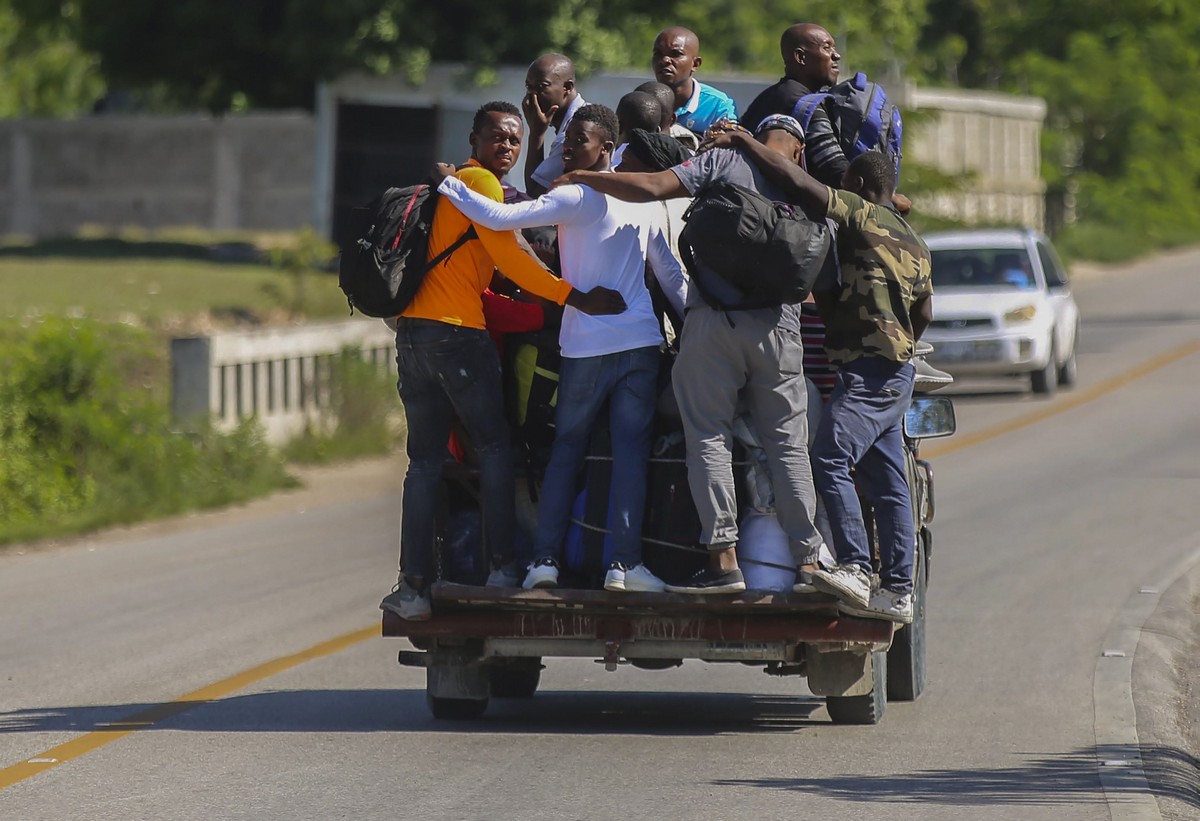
top-left (743, 77), bottom-right (848, 188)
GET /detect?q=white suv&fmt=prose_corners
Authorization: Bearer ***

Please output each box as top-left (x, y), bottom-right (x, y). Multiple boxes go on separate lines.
top-left (921, 228), bottom-right (1080, 396)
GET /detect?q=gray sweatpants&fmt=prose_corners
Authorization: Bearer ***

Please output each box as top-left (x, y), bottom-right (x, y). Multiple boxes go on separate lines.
top-left (672, 305), bottom-right (824, 567)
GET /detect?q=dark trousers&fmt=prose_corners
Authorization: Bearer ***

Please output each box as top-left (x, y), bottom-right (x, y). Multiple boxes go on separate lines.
top-left (811, 357), bottom-right (916, 593)
top-left (394, 318), bottom-right (514, 581)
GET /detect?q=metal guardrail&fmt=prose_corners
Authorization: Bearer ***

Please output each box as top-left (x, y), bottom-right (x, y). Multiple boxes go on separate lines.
top-left (170, 319), bottom-right (395, 443)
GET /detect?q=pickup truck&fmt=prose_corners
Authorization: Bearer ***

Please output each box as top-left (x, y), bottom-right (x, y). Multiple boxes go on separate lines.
top-left (383, 393), bottom-right (956, 725)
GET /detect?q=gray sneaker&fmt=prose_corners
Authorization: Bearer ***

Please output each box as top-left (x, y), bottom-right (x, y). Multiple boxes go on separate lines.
top-left (913, 355), bottom-right (953, 392)
top-left (838, 588), bottom-right (914, 624)
top-left (485, 563), bottom-right (524, 588)
top-left (380, 579), bottom-right (431, 621)
top-left (810, 564), bottom-right (873, 608)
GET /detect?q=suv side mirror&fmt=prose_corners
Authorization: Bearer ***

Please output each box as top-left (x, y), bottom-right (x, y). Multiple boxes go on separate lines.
top-left (905, 396), bottom-right (957, 439)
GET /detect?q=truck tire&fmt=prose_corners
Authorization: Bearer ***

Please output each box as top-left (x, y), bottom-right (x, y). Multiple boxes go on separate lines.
top-left (489, 661), bottom-right (542, 699)
top-left (888, 534), bottom-right (928, 702)
top-left (826, 650), bottom-right (887, 725)
top-left (426, 693), bottom-right (489, 720)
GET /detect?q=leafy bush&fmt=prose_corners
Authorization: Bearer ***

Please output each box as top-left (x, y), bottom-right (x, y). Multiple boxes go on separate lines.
top-left (1053, 221), bottom-right (1152, 265)
top-left (0, 318), bottom-right (294, 544)
top-left (282, 346), bottom-right (403, 464)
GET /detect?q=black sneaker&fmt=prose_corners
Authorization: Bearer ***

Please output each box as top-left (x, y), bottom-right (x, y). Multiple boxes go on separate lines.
top-left (664, 567), bottom-right (747, 594)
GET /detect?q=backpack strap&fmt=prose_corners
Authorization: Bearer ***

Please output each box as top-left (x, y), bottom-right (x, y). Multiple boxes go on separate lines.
top-left (853, 84), bottom-right (888, 158)
top-left (422, 224), bottom-right (478, 273)
top-left (791, 92), bottom-right (832, 132)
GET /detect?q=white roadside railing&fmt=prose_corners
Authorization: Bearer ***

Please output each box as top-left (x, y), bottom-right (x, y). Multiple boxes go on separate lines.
top-left (171, 319), bottom-right (396, 444)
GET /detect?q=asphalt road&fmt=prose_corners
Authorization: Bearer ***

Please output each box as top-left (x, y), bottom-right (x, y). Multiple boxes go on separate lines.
top-left (2, 251), bottom-right (1199, 820)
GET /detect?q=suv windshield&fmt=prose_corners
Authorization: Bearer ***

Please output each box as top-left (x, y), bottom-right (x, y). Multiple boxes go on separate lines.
top-left (930, 248), bottom-right (1036, 290)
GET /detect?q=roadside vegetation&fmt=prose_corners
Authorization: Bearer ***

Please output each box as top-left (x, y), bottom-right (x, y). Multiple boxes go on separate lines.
top-left (0, 233), bottom-right (404, 546)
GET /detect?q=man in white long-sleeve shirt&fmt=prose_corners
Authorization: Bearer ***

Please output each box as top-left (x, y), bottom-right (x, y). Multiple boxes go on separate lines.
top-left (439, 103), bottom-right (687, 594)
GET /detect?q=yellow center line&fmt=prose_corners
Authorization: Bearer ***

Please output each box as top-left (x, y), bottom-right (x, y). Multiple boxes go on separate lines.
top-left (921, 339), bottom-right (1200, 459)
top-left (0, 624), bottom-right (378, 791)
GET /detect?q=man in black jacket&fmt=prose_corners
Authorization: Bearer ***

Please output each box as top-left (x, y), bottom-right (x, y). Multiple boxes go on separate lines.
top-left (742, 24), bottom-right (846, 188)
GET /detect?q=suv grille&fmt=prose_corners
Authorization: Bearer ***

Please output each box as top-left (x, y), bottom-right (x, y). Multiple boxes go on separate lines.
top-left (929, 318), bottom-right (994, 330)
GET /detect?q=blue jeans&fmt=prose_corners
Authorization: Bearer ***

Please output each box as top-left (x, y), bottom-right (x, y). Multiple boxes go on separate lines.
top-left (811, 357), bottom-right (915, 593)
top-left (394, 318), bottom-right (514, 581)
top-left (532, 346), bottom-right (660, 567)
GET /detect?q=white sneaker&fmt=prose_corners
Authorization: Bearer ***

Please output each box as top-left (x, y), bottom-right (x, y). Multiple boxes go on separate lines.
top-left (606, 563), bottom-right (666, 593)
top-left (838, 588), bottom-right (914, 624)
top-left (523, 558), bottom-right (559, 590)
top-left (810, 564), bottom-right (873, 608)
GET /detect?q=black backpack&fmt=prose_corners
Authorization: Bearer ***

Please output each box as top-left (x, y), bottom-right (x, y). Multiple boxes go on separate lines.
top-left (337, 183), bottom-right (476, 318)
top-left (678, 181), bottom-right (832, 310)
top-left (792, 72), bottom-right (903, 182)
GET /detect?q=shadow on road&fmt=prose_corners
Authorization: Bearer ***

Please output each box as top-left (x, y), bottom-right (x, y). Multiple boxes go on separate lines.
top-left (0, 688), bottom-right (824, 737)
top-left (716, 744), bottom-right (1199, 809)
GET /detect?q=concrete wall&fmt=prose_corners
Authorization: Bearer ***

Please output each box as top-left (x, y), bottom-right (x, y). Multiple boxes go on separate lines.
top-left (0, 113), bottom-right (315, 238)
top-left (905, 87), bottom-right (1046, 228)
top-left (171, 319), bottom-right (396, 444)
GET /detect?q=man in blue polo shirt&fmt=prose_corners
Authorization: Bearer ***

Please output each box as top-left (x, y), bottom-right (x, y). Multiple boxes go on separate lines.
top-left (651, 27), bottom-right (737, 138)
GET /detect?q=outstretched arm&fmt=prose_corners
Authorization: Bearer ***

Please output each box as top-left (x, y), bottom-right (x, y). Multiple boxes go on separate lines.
top-left (703, 130), bottom-right (829, 212)
top-left (438, 176), bottom-right (583, 230)
top-left (646, 224), bottom-right (688, 318)
top-left (553, 169), bottom-right (688, 202)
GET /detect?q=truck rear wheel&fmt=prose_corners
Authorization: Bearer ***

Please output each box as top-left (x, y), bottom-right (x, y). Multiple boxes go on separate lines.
top-left (825, 650), bottom-right (887, 725)
top-left (888, 532), bottom-right (928, 701)
top-left (489, 660), bottom-right (542, 699)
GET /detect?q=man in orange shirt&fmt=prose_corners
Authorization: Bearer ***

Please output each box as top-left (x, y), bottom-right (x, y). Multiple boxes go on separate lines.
top-left (381, 102), bottom-right (625, 621)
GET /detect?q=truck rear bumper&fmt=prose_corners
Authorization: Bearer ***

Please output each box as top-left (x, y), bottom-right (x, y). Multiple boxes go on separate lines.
top-left (382, 583), bottom-right (894, 659)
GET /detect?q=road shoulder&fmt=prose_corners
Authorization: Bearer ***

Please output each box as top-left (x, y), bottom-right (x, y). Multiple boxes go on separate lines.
top-left (1133, 555), bottom-right (1200, 820)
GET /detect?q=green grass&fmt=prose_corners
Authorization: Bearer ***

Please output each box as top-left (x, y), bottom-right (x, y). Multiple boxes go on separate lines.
top-left (0, 234), bottom-right (351, 327)
top-left (0, 231), bottom-right (403, 546)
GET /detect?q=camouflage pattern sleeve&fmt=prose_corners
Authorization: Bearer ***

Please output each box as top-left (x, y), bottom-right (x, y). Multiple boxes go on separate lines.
top-left (825, 187), bottom-right (866, 230)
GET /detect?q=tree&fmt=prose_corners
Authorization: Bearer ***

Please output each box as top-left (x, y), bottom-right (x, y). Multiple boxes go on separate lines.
top-left (0, 0), bottom-right (105, 116)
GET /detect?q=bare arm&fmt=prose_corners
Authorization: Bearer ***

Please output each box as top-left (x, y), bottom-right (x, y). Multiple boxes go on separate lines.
top-left (553, 169), bottom-right (688, 202)
top-left (910, 294), bottom-right (932, 341)
top-left (704, 130), bottom-right (829, 212)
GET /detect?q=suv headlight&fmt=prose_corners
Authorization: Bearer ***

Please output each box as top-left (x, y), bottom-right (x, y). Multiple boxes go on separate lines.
top-left (1003, 305), bottom-right (1038, 324)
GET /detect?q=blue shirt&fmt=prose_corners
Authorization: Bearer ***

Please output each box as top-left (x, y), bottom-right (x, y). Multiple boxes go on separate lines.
top-left (676, 79), bottom-right (738, 137)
